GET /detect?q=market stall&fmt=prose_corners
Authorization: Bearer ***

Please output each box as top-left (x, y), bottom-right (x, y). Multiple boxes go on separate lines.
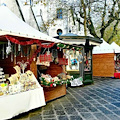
top-left (36, 44), bottom-right (73, 102)
top-left (59, 33), bottom-right (102, 85)
top-left (111, 42), bottom-right (120, 78)
top-left (0, 5), bottom-right (65, 119)
top-left (93, 40), bottom-right (120, 77)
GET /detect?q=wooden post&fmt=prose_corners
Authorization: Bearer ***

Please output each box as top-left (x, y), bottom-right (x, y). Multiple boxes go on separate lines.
top-left (30, 45), bottom-right (37, 77)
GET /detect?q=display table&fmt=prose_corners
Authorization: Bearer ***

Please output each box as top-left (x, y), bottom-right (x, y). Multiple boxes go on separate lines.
top-left (0, 87), bottom-right (46, 120)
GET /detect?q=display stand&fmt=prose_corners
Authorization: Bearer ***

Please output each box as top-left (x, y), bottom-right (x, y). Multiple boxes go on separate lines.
top-left (42, 84), bottom-right (66, 102)
top-left (0, 67), bottom-right (6, 82)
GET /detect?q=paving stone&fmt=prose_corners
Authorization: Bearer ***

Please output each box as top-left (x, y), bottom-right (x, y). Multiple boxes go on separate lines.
top-left (56, 110), bottom-right (66, 115)
top-left (57, 116), bottom-right (69, 120)
top-left (73, 104), bottom-right (85, 108)
top-left (29, 114), bottom-right (42, 120)
top-left (61, 102), bottom-right (72, 106)
top-left (93, 96), bottom-right (102, 100)
top-left (64, 107), bottom-right (78, 115)
top-left (96, 106), bottom-right (113, 114)
top-left (53, 105), bottom-right (63, 110)
top-left (88, 100), bottom-right (98, 104)
top-left (87, 106), bottom-right (99, 112)
top-left (80, 112), bottom-right (96, 119)
top-left (106, 114), bottom-right (120, 120)
top-left (92, 103), bottom-right (102, 107)
top-left (70, 115), bottom-right (83, 120)
top-left (43, 110), bottom-right (54, 115)
top-left (42, 118), bottom-right (56, 120)
top-left (70, 101), bottom-right (80, 105)
top-left (113, 110), bottom-right (120, 115)
top-left (43, 115), bottom-right (56, 118)
top-left (77, 108), bottom-right (89, 112)
top-left (97, 99), bottom-right (108, 104)
top-left (112, 102), bottom-right (120, 108)
top-left (104, 104), bottom-right (119, 111)
top-left (80, 102), bottom-right (93, 106)
top-left (93, 112), bottom-right (110, 120)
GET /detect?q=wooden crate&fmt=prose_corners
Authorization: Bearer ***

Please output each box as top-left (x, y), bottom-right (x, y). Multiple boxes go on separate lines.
top-left (43, 84), bottom-right (66, 102)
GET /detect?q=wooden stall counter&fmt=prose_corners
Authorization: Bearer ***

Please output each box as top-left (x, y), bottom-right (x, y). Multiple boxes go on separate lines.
top-left (42, 84), bottom-right (66, 102)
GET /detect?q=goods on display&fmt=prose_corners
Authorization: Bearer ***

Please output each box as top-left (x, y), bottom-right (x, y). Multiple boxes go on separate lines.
top-left (40, 73), bottom-right (73, 87)
top-left (0, 63), bottom-right (40, 96)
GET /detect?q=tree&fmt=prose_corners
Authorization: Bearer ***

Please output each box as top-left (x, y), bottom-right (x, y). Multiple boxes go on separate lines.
top-left (70, 0), bottom-right (120, 43)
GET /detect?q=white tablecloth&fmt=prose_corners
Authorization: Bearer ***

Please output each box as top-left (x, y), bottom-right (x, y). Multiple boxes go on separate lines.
top-left (0, 87), bottom-right (46, 120)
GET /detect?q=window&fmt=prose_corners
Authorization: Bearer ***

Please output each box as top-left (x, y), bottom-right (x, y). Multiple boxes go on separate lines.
top-left (57, 9), bottom-right (62, 19)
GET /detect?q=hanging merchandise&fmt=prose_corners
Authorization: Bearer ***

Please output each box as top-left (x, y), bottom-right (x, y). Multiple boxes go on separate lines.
top-left (14, 44), bottom-right (16, 64)
top-left (14, 44), bottom-right (16, 57)
top-left (18, 44), bottom-right (21, 51)
top-left (6, 44), bottom-right (8, 58)
top-left (2, 44), bottom-right (4, 59)
top-left (36, 57), bottom-right (50, 67)
top-left (11, 49), bottom-right (13, 62)
top-left (46, 48), bottom-right (50, 55)
top-left (58, 58), bottom-right (68, 65)
top-left (27, 46), bottom-right (29, 60)
top-left (78, 54), bottom-right (83, 63)
top-left (21, 48), bottom-right (23, 57)
top-left (21, 45), bottom-right (31, 57)
top-left (6, 40), bottom-right (12, 55)
top-left (11, 44), bottom-right (20, 57)
top-left (54, 57), bottom-right (58, 64)
top-left (52, 49), bottom-right (58, 58)
top-left (5, 36), bottom-right (56, 64)
top-left (39, 53), bottom-right (53, 62)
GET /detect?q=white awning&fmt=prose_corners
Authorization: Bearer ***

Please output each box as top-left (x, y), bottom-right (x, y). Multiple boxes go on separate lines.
top-left (0, 5), bottom-right (63, 43)
top-left (110, 42), bottom-right (120, 53)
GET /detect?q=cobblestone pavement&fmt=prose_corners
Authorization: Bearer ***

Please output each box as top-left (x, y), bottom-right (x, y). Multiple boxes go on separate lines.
top-left (11, 77), bottom-right (120, 120)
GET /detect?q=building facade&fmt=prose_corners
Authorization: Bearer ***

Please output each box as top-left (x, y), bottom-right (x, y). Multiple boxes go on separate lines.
top-left (0, 0), bottom-right (80, 37)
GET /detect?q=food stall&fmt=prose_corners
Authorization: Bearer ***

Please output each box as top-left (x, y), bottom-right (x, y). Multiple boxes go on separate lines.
top-left (93, 40), bottom-right (120, 78)
top-left (0, 5), bottom-right (64, 119)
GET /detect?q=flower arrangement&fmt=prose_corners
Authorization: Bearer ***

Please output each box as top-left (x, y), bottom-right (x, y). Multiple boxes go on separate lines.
top-left (40, 73), bottom-right (73, 87)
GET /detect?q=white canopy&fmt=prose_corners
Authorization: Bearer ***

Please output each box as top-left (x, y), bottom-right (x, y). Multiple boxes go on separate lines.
top-left (110, 42), bottom-right (120, 53)
top-left (0, 5), bottom-right (63, 43)
top-left (93, 40), bottom-right (116, 54)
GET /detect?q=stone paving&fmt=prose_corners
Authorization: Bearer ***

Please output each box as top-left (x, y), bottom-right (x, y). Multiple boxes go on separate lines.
top-left (11, 77), bottom-right (120, 120)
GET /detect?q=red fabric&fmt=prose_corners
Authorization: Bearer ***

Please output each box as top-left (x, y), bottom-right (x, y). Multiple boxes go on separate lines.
top-left (114, 73), bottom-right (120, 79)
top-left (5, 35), bottom-right (55, 48)
top-left (58, 58), bottom-right (68, 65)
top-left (39, 54), bottom-right (52, 62)
top-left (5, 35), bottom-right (41, 45)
